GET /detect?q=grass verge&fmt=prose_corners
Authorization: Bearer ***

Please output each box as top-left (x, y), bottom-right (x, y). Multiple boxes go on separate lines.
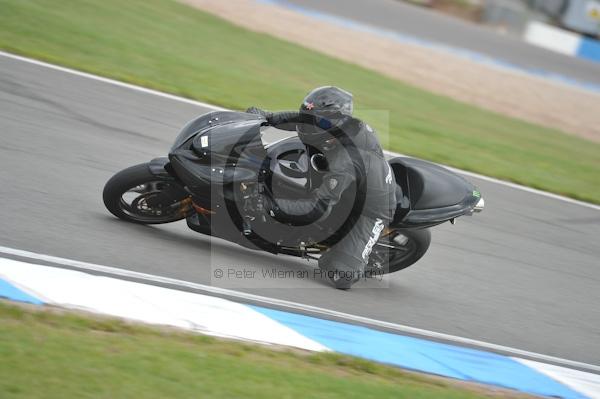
top-left (0, 301), bottom-right (530, 398)
top-left (0, 0), bottom-right (598, 203)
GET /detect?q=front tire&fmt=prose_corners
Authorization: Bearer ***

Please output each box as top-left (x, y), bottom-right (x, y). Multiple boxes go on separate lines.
top-left (103, 163), bottom-right (191, 224)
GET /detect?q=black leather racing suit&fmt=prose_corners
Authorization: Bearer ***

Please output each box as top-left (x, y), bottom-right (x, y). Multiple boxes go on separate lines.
top-left (265, 111), bottom-right (397, 279)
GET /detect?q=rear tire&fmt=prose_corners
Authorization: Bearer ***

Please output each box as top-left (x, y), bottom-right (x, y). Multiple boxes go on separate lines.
top-left (103, 163), bottom-right (190, 224)
top-left (365, 228), bottom-right (431, 275)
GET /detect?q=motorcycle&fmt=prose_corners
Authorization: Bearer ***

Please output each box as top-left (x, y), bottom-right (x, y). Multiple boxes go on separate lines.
top-left (103, 111), bottom-right (484, 276)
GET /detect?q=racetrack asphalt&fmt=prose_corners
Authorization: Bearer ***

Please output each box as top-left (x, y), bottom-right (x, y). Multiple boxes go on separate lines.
top-left (281, 0), bottom-right (600, 87)
top-left (1, 54), bottom-right (599, 365)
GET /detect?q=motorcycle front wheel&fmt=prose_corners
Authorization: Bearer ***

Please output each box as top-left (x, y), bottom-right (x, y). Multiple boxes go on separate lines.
top-left (103, 163), bottom-right (191, 224)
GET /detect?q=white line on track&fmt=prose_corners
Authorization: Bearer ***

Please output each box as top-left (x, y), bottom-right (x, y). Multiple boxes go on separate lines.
top-left (1, 50), bottom-right (598, 211)
top-left (1, 244), bottom-right (598, 374)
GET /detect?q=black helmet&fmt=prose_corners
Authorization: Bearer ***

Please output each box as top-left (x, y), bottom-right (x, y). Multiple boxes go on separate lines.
top-left (297, 86), bottom-right (354, 148)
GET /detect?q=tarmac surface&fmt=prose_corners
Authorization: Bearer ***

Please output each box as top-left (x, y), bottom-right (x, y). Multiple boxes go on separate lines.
top-left (1, 54), bottom-right (599, 364)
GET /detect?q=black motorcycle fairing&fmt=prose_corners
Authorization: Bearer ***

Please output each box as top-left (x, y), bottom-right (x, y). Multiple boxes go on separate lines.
top-left (169, 117), bottom-right (267, 199)
top-left (170, 111), bottom-right (265, 152)
top-left (191, 120), bottom-right (267, 168)
top-left (170, 151), bottom-right (259, 188)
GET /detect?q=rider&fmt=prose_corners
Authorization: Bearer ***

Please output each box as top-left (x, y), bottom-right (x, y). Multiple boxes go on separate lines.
top-left (247, 86), bottom-right (396, 289)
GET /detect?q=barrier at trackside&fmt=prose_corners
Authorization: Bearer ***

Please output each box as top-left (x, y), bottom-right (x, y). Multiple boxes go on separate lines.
top-left (525, 21), bottom-right (600, 63)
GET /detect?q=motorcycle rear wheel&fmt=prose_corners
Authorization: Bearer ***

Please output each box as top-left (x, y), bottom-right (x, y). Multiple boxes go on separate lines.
top-left (103, 163), bottom-right (190, 224)
top-left (365, 228), bottom-right (431, 275)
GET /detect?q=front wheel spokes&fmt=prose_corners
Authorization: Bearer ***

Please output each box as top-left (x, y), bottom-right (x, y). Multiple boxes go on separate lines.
top-left (119, 180), bottom-right (189, 222)
top-left (131, 194), bottom-right (161, 215)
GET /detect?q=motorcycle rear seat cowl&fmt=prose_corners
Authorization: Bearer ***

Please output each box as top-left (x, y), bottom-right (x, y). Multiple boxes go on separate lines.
top-left (402, 158), bottom-right (472, 210)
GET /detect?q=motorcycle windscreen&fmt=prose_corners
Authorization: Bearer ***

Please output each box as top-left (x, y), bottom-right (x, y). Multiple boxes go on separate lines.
top-left (170, 111), bottom-right (265, 152)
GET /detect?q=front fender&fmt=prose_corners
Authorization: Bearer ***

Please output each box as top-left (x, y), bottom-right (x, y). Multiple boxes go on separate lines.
top-left (148, 157), bottom-right (174, 179)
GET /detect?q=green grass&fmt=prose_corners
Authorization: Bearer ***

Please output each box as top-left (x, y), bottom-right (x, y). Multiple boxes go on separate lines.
top-left (0, 301), bottom-right (526, 399)
top-left (0, 0), bottom-right (598, 203)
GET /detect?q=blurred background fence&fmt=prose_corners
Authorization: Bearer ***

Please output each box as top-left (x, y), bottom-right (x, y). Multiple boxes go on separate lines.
top-left (408, 0), bottom-right (600, 37)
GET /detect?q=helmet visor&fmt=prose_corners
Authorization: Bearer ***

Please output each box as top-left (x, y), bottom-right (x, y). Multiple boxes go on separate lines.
top-left (297, 111), bottom-right (341, 134)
